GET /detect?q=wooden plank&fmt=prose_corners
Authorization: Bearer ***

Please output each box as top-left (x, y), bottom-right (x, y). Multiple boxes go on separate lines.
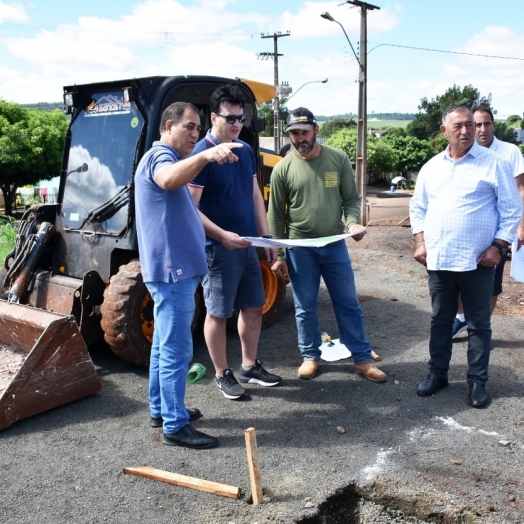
top-left (122, 466), bottom-right (241, 499)
top-left (244, 427), bottom-right (263, 505)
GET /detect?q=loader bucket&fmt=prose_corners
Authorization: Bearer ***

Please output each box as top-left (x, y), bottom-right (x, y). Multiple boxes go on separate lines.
top-left (0, 300), bottom-right (101, 430)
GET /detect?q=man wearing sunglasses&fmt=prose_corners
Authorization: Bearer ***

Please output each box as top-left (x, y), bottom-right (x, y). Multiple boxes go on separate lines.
top-left (189, 85), bottom-right (282, 401)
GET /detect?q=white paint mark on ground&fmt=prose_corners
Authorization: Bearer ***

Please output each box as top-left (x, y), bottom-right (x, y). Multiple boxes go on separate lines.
top-left (361, 449), bottom-right (393, 481)
top-left (437, 416), bottom-right (499, 436)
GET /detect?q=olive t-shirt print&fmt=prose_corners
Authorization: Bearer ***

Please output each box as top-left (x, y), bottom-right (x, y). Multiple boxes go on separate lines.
top-left (324, 172), bottom-right (338, 188)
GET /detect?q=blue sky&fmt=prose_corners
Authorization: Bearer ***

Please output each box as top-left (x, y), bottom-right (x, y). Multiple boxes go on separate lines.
top-left (1, 0), bottom-right (523, 118)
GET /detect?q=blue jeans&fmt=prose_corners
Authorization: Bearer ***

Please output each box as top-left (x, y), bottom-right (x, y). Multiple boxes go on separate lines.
top-left (146, 276), bottom-right (199, 433)
top-left (427, 265), bottom-right (494, 384)
top-left (285, 240), bottom-right (373, 364)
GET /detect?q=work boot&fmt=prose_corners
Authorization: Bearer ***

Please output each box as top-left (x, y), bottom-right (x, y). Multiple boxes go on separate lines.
top-left (353, 362), bottom-right (387, 383)
top-left (298, 360), bottom-right (320, 379)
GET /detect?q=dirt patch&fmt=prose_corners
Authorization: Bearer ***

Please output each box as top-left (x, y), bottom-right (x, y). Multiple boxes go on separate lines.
top-left (0, 344), bottom-right (27, 395)
top-left (353, 219), bottom-right (524, 318)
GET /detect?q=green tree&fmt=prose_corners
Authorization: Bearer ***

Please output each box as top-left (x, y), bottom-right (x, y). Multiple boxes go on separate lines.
top-left (367, 138), bottom-right (399, 180)
top-left (325, 128), bottom-right (398, 181)
top-left (507, 114), bottom-right (522, 126)
top-left (520, 144), bottom-right (524, 156)
top-left (382, 134), bottom-right (434, 173)
top-left (0, 100), bottom-right (68, 216)
top-left (318, 116), bottom-right (356, 138)
top-left (430, 133), bottom-right (448, 154)
top-left (407, 84), bottom-right (494, 140)
top-left (325, 128), bottom-right (358, 164)
top-left (385, 127), bottom-right (407, 137)
top-left (257, 101), bottom-right (289, 140)
top-left (494, 121), bottom-right (518, 145)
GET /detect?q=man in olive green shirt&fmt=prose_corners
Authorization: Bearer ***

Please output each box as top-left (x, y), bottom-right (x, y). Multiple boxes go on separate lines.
top-left (268, 107), bottom-right (386, 382)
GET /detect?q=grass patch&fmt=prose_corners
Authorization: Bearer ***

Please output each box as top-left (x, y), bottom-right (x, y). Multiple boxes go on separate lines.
top-left (0, 216), bottom-right (16, 263)
top-left (368, 119), bottom-right (412, 129)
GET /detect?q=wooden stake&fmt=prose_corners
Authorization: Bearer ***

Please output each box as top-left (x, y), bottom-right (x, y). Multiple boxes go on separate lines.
top-left (122, 466), bottom-right (241, 499)
top-left (244, 427), bottom-right (263, 505)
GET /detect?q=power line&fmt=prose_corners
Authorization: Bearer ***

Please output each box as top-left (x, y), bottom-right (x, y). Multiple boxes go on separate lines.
top-left (368, 42), bottom-right (524, 62)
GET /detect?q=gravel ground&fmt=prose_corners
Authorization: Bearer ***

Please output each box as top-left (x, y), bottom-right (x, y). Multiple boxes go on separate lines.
top-left (1, 222), bottom-right (523, 523)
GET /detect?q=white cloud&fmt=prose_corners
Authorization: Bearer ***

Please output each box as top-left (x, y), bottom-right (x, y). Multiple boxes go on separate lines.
top-left (281, 1), bottom-right (398, 39)
top-left (437, 26), bottom-right (524, 116)
top-left (5, 29), bottom-right (138, 72)
top-left (1, 0), bottom-right (523, 118)
top-left (0, 1), bottom-right (28, 24)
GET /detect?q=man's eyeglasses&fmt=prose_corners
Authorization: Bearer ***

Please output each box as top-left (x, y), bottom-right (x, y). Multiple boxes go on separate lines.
top-left (217, 114), bottom-right (248, 124)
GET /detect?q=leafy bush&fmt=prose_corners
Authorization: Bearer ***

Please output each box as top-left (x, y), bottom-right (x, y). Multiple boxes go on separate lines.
top-left (0, 216), bottom-right (16, 263)
top-left (319, 117), bottom-right (357, 138)
top-left (325, 128), bottom-right (399, 177)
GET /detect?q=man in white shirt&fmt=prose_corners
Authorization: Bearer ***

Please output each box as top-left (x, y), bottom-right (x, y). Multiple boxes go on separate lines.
top-left (452, 106), bottom-right (524, 338)
top-left (409, 105), bottom-right (522, 408)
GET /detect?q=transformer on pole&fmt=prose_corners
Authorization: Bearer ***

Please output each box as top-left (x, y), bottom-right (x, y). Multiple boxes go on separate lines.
top-left (259, 31), bottom-right (290, 152)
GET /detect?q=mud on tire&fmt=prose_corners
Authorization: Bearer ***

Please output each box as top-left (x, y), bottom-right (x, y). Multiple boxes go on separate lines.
top-left (100, 260), bottom-right (206, 367)
top-left (100, 260), bottom-right (152, 367)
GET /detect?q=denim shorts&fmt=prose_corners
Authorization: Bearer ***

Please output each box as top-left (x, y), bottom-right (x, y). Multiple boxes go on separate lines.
top-left (201, 244), bottom-right (265, 318)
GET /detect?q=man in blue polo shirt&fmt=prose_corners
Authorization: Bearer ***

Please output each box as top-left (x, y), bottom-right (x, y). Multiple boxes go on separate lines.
top-left (189, 85), bottom-right (282, 400)
top-left (135, 101), bottom-right (242, 448)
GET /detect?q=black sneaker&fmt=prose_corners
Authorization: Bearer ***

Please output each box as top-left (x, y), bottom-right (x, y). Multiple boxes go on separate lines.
top-left (238, 359), bottom-right (282, 386)
top-left (215, 369), bottom-right (246, 399)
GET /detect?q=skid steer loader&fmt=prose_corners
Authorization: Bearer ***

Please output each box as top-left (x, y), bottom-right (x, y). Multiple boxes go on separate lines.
top-left (0, 75), bottom-right (286, 430)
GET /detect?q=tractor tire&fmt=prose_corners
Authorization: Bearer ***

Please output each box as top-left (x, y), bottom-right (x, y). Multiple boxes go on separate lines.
top-left (226, 252), bottom-right (287, 331)
top-left (100, 260), bottom-right (152, 367)
top-left (259, 258), bottom-right (287, 328)
top-left (100, 260), bottom-right (205, 367)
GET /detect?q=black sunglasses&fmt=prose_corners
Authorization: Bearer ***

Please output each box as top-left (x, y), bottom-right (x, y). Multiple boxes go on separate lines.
top-left (217, 113), bottom-right (248, 124)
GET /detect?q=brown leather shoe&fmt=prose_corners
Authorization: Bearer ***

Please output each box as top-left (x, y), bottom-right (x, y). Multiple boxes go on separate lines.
top-left (298, 360), bottom-right (320, 379)
top-left (353, 363), bottom-right (387, 383)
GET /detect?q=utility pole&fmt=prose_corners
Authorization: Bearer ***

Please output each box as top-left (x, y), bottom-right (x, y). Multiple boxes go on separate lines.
top-left (259, 31), bottom-right (290, 152)
top-left (345, 1), bottom-right (379, 225)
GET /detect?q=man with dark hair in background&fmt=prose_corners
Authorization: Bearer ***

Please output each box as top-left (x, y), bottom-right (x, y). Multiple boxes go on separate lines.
top-left (189, 85), bottom-right (282, 401)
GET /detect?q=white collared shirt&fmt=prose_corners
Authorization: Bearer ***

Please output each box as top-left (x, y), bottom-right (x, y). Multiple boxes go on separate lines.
top-left (489, 136), bottom-right (524, 177)
top-left (410, 141), bottom-right (522, 271)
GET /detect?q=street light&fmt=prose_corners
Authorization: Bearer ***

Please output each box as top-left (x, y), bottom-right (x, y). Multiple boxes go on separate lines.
top-left (320, 12), bottom-right (360, 66)
top-left (321, 4), bottom-right (379, 226)
top-left (67, 163), bottom-right (88, 177)
top-left (284, 78), bottom-right (328, 104)
top-left (279, 79), bottom-right (328, 152)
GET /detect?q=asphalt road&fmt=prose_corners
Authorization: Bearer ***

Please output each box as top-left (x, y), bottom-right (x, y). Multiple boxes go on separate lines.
top-left (367, 187), bottom-right (412, 223)
top-left (1, 224), bottom-right (523, 524)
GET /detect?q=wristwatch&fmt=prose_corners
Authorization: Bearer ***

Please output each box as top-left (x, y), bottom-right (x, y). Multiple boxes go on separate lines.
top-left (491, 241), bottom-right (509, 256)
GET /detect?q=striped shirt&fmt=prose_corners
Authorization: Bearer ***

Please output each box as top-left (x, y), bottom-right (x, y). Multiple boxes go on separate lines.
top-left (410, 141), bottom-right (522, 271)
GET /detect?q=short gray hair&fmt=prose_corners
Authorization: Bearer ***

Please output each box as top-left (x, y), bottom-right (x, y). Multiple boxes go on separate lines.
top-left (442, 105), bottom-right (472, 125)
